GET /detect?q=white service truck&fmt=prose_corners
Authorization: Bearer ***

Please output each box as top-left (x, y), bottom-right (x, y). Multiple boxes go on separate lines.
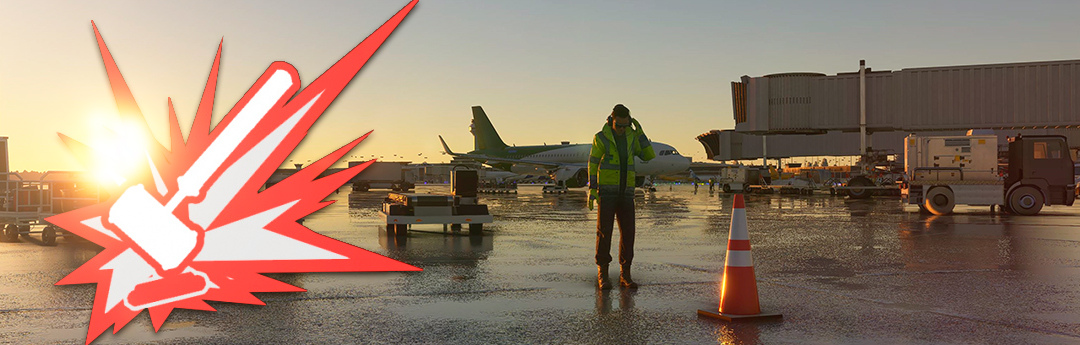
top-left (901, 134), bottom-right (1075, 215)
top-left (350, 161), bottom-right (415, 192)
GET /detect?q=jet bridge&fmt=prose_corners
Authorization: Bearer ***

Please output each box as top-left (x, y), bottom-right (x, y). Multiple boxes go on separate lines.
top-left (705, 58), bottom-right (1080, 161)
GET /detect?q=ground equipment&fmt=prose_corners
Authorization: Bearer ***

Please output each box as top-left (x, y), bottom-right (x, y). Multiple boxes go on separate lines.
top-left (902, 133), bottom-right (1075, 215)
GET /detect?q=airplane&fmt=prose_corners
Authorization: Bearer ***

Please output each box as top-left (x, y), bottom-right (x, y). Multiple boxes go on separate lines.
top-left (438, 106), bottom-right (690, 189)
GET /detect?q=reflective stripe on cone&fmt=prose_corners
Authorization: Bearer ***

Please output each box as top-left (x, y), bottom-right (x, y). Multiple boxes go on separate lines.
top-left (698, 193), bottom-right (782, 322)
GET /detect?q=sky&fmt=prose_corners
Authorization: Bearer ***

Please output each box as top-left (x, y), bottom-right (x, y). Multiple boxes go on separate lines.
top-left (3, 0), bottom-right (1080, 171)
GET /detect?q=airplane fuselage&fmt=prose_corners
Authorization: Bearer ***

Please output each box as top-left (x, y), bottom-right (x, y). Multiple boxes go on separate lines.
top-left (471, 142), bottom-right (689, 177)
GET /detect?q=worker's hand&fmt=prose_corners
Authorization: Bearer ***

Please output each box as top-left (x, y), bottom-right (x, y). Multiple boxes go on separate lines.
top-left (588, 189), bottom-right (597, 211)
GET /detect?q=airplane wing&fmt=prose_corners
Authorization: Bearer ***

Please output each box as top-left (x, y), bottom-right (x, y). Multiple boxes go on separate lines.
top-left (439, 135), bottom-right (563, 169)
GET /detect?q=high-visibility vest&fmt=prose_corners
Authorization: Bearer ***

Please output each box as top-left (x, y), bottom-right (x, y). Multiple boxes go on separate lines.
top-left (589, 124), bottom-right (656, 195)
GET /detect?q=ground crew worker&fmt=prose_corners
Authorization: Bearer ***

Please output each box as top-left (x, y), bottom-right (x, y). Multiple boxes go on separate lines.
top-left (588, 104), bottom-right (656, 290)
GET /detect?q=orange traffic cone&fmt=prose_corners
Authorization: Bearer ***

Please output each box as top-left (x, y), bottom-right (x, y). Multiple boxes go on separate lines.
top-left (698, 194), bottom-right (782, 321)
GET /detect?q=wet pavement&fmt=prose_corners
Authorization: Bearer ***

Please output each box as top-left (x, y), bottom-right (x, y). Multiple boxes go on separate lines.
top-left (2, 184), bottom-right (1080, 344)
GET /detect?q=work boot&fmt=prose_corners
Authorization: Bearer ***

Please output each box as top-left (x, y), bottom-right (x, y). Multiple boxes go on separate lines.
top-left (597, 265), bottom-right (612, 290)
top-left (619, 266), bottom-right (638, 289)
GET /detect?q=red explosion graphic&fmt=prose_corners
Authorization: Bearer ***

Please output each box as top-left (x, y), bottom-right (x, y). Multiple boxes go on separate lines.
top-left (45, 1), bottom-right (420, 343)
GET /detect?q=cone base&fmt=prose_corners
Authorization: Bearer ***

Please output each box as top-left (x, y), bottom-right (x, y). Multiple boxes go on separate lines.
top-left (697, 309), bottom-right (783, 322)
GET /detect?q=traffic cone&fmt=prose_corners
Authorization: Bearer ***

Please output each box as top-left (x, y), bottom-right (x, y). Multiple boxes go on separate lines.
top-left (698, 194), bottom-right (782, 321)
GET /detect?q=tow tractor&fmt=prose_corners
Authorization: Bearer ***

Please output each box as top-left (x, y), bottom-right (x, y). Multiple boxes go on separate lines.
top-left (902, 133), bottom-right (1075, 215)
top-left (379, 169), bottom-right (492, 236)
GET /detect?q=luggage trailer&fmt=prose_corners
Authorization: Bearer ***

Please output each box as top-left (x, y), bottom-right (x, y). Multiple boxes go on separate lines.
top-left (0, 171), bottom-right (102, 245)
top-left (379, 169), bottom-right (492, 236)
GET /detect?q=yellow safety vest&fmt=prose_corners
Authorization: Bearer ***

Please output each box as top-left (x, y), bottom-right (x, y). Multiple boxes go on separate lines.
top-left (589, 123), bottom-right (656, 196)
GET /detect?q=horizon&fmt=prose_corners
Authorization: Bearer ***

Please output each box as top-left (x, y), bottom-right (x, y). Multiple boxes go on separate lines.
top-left (4, 1), bottom-right (1080, 172)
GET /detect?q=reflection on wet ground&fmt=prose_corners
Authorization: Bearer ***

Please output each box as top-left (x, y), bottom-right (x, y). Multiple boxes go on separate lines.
top-left (2, 184), bottom-right (1080, 344)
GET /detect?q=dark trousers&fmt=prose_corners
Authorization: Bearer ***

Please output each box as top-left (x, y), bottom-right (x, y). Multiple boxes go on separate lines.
top-left (595, 195), bottom-right (635, 267)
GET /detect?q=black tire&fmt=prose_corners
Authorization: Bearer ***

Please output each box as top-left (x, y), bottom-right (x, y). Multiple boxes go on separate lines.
top-left (722, 184), bottom-right (731, 193)
top-left (42, 226), bottom-right (57, 246)
top-left (846, 176), bottom-right (874, 199)
top-left (1008, 186), bottom-right (1044, 216)
top-left (924, 186), bottom-right (955, 215)
top-left (468, 223), bottom-right (483, 236)
top-left (1, 224), bottom-right (15, 242)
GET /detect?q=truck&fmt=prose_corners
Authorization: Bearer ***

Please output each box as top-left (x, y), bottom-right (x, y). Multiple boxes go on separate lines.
top-left (350, 161), bottom-right (415, 192)
top-left (901, 133), bottom-right (1075, 215)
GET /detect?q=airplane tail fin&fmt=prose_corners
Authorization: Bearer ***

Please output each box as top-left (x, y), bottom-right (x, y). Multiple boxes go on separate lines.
top-left (471, 106), bottom-right (509, 151)
top-left (438, 135), bottom-right (457, 155)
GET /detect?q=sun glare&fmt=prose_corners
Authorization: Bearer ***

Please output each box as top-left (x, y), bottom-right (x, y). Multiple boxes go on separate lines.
top-left (87, 117), bottom-right (152, 186)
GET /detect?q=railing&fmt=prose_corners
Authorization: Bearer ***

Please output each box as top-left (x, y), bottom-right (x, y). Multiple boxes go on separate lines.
top-left (0, 171), bottom-right (103, 225)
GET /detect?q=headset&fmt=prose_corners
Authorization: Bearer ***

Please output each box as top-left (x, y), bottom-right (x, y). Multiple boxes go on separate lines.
top-left (607, 114), bottom-right (634, 129)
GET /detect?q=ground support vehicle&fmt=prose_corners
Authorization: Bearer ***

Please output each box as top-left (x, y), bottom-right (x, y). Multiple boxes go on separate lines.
top-left (715, 165), bottom-right (764, 193)
top-left (478, 180), bottom-right (517, 194)
top-left (350, 161), bottom-right (415, 192)
top-left (0, 172), bottom-right (101, 245)
top-left (379, 170), bottom-right (492, 236)
top-left (542, 182), bottom-right (568, 194)
top-left (901, 134), bottom-right (1075, 215)
top-left (747, 176), bottom-right (818, 195)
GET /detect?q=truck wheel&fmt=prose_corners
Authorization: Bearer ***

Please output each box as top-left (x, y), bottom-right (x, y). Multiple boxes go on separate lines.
top-left (846, 176), bottom-right (874, 199)
top-left (1008, 186), bottom-right (1044, 216)
top-left (722, 184), bottom-right (731, 193)
top-left (42, 226), bottom-right (57, 246)
top-left (468, 223), bottom-right (482, 236)
top-left (924, 186), bottom-right (955, 215)
top-left (1, 224), bottom-right (16, 242)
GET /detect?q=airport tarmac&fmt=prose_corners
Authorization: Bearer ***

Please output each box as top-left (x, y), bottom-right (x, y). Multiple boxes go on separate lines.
top-left (2, 184), bottom-right (1080, 344)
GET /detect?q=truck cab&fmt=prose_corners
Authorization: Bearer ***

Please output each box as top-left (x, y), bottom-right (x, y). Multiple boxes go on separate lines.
top-left (1003, 135), bottom-right (1076, 215)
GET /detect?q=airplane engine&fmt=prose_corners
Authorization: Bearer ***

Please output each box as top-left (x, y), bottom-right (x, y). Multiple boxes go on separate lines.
top-left (553, 167), bottom-right (589, 188)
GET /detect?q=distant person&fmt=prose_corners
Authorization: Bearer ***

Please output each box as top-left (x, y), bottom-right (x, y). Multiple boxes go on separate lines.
top-left (588, 104), bottom-right (656, 290)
